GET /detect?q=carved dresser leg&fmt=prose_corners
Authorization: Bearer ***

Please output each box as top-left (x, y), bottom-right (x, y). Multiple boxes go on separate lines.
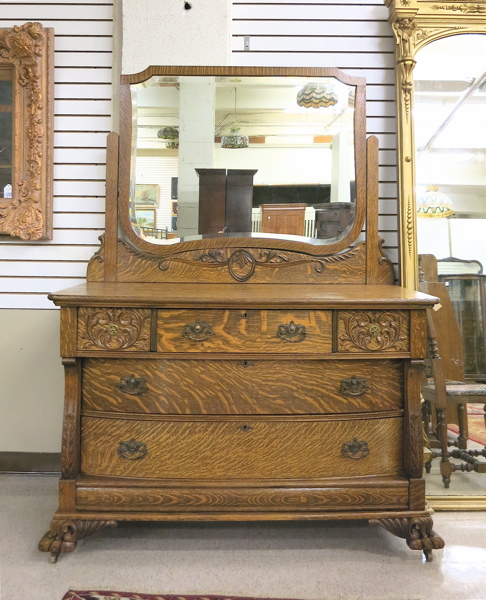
top-left (38, 519), bottom-right (117, 563)
top-left (370, 517), bottom-right (444, 561)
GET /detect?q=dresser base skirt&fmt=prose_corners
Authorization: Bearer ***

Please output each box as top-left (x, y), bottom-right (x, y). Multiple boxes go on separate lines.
top-left (38, 475), bottom-right (444, 562)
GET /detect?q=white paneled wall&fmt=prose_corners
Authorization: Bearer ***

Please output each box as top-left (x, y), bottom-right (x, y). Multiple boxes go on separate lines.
top-left (0, 1), bottom-right (114, 309)
top-left (232, 0), bottom-right (398, 271)
top-left (0, 0), bottom-right (398, 310)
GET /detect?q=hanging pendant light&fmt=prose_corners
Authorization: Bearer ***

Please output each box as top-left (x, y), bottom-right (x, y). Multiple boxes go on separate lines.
top-left (157, 126), bottom-right (179, 149)
top-left (297, 82), bottom-right (338, 108)
top-left (417, 185), bottom-right (454, 218)
top-left (221, 87), bottom-right (249, 149)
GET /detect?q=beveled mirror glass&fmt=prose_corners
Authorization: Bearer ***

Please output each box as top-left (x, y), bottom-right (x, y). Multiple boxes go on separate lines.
top-left (119, 67), bottom-right (366, 253)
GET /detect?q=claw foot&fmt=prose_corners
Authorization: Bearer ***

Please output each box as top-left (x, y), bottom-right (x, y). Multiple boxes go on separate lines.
top-left (38, 518), bottom-right (117, 562)
top-left (370, 516), bottom-right (444, 561)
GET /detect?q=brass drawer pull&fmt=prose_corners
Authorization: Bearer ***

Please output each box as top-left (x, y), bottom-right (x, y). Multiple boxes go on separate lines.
top-left (117, 375), bottom-right (147, 395)
top-left (340, 376), bottom-right (369, 396)
top-left (342, 438), bottom-right (370, 460)
top-left (277, 320), bottom-right (306, 343)
top-left (182, 321), bottom-right (213, 341)
top-left (117, 438), bottom-right (147, 460)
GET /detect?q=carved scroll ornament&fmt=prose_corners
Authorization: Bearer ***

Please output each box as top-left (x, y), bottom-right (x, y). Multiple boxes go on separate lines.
top-left (78, 308), bottom-right (151, 351)
top-left (338, 310), bottom-right (409, 352)
top-left (0, 22), bottom-right (54, 240)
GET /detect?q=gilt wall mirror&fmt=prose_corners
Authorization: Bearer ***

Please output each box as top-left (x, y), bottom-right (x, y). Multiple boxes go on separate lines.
top-left (117, 67), bottom-right (367, 256)
top-left (387, 0), bottom-right (486, 509)
top-left (0, 22), bottom-right (54, 240)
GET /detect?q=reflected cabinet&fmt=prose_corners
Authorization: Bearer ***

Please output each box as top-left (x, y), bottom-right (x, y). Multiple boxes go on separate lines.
top-left (40, 66), bottom-right (444, 563)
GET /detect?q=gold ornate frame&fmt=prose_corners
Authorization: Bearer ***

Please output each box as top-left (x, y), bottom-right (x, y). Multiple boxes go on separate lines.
top-left (0, 22), bottom-right (54, 240)
top-left (386, 0), bottom-right (486, 509)
top-left (386, 0), bottom-right (485, 289)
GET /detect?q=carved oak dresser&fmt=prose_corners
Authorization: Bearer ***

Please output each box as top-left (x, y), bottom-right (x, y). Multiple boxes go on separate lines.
top-left (39, 66), bottom-right (444, 562)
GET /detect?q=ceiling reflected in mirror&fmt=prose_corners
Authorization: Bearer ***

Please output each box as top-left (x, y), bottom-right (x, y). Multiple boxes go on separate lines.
top-left (128, 73), bottom-right (359, 245)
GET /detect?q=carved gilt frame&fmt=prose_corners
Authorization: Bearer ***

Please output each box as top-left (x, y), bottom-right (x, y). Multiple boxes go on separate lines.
top-left (386, 0), bottom-right (486, 510)
top-left (0, 22), bottom-right (54, 240)
top-left (385, 0), bottom-right (485, 289)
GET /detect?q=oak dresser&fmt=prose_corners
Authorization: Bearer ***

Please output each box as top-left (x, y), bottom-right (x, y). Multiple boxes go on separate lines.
top-left (39, 66), bottom-right (444, 562)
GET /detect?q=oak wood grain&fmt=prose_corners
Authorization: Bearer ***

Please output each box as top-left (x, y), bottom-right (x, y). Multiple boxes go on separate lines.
top-left (49, 282), bottom-right (439, 309)
top-left (410, 310), bottom-right (427, 359)
top-left (403, 360), bottom-right (426, 479)
top-left (60, 307), bottom-right (77, 357)
top-left (82, 358), bottom-right (403, 415)
top-left (157, 309), bottom-right (332, 354)
top-left (80, 416), bottom-right (403, 480)
top-left (408, 478), bottom-right (426, 512)
top-left (111, 240), bottom-right (368, 285)
top-left (103, 132), bottom-right (119, 283)
top-left (76, 481), bottom-right (410, 512)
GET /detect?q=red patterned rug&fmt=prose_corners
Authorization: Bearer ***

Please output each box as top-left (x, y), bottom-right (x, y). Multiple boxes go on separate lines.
top-left (448, 403), bottom-right (486, 446)
top-left (63, 594), bottom-right (302, 600)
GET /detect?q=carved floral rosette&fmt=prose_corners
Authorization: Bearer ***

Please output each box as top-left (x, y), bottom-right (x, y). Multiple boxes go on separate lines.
top-left (78, 308), bottom-right (151, 351)
top-left (0, 22), bottom-right (53, 240)
top-left (338, 310), bottom-right (409, 352)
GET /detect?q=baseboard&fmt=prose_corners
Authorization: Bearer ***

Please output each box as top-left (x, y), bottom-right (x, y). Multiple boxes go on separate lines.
top-left (0, 452), bottom-right (61, 474)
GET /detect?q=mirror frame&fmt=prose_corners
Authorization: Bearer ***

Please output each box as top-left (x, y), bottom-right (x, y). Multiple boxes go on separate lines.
top-left (386, 0), bottom-right (486, 509)
top-left (118, 66), bottom-right (367, 256)
top-left (0, 22), bottom-right (54, 240)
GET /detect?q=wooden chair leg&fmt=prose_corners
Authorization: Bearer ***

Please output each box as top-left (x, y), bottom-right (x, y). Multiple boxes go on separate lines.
top-left (422, 399), bottom-right (433, 473)
top-left (437, 407), bottom-right (452, 488)
top-left (456, 403), bottom-right (468, 449)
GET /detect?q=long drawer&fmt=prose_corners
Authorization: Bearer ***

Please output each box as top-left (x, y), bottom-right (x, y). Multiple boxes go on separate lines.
top-left (80, 415), bottom-right (403, 480)
top-left (76, 477), bottom-right (410, 512)
top-left (82, 358), bottom-right (403, 415)
top-left (157, 309), bottom-right (332, 353)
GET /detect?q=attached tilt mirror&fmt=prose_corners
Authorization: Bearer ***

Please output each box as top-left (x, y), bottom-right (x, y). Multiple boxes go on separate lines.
top-left (118, 67), bottom-right (366, 252)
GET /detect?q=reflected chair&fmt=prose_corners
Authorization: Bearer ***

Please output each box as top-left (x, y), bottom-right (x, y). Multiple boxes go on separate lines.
top-left (419, 254), bottom-right (486, 488)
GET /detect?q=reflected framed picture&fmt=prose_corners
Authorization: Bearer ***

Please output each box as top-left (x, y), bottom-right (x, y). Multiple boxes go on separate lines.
top-left (135, 208), bottom-right (155, 229)
top-left (135, 184), bottom-right (159, 207)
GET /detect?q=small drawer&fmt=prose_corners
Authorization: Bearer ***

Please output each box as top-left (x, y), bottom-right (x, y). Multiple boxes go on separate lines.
top-left (80, 415), bottom-right (403, 480)
top-left (337, 310), bottom-right (409, 353)
top-left (77, 307), bottom-right (151, 352)
top-left (157, 309), bottom-right (332, 353)
top-left (82, 358), bottom-right (403, 415)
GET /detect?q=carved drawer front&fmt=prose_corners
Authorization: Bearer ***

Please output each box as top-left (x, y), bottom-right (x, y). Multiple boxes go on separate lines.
top-left (82, 358), bottom-right (403, 415)
top-left (157, 309), bottom-right (332, 353)
top-left (77, 308), bottom-right (151, 352)
top-left (337, 310), bottom-right (409, 353)
top-left (80, 415), bottom-right (403, 480)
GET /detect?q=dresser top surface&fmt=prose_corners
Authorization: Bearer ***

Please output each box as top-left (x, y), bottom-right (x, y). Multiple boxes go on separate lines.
top-left (48, 282), bottom-right (438, 309)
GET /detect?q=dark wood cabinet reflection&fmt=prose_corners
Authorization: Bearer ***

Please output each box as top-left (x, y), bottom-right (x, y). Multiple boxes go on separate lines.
top-left (440, 274), bottom-right (486, 383)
